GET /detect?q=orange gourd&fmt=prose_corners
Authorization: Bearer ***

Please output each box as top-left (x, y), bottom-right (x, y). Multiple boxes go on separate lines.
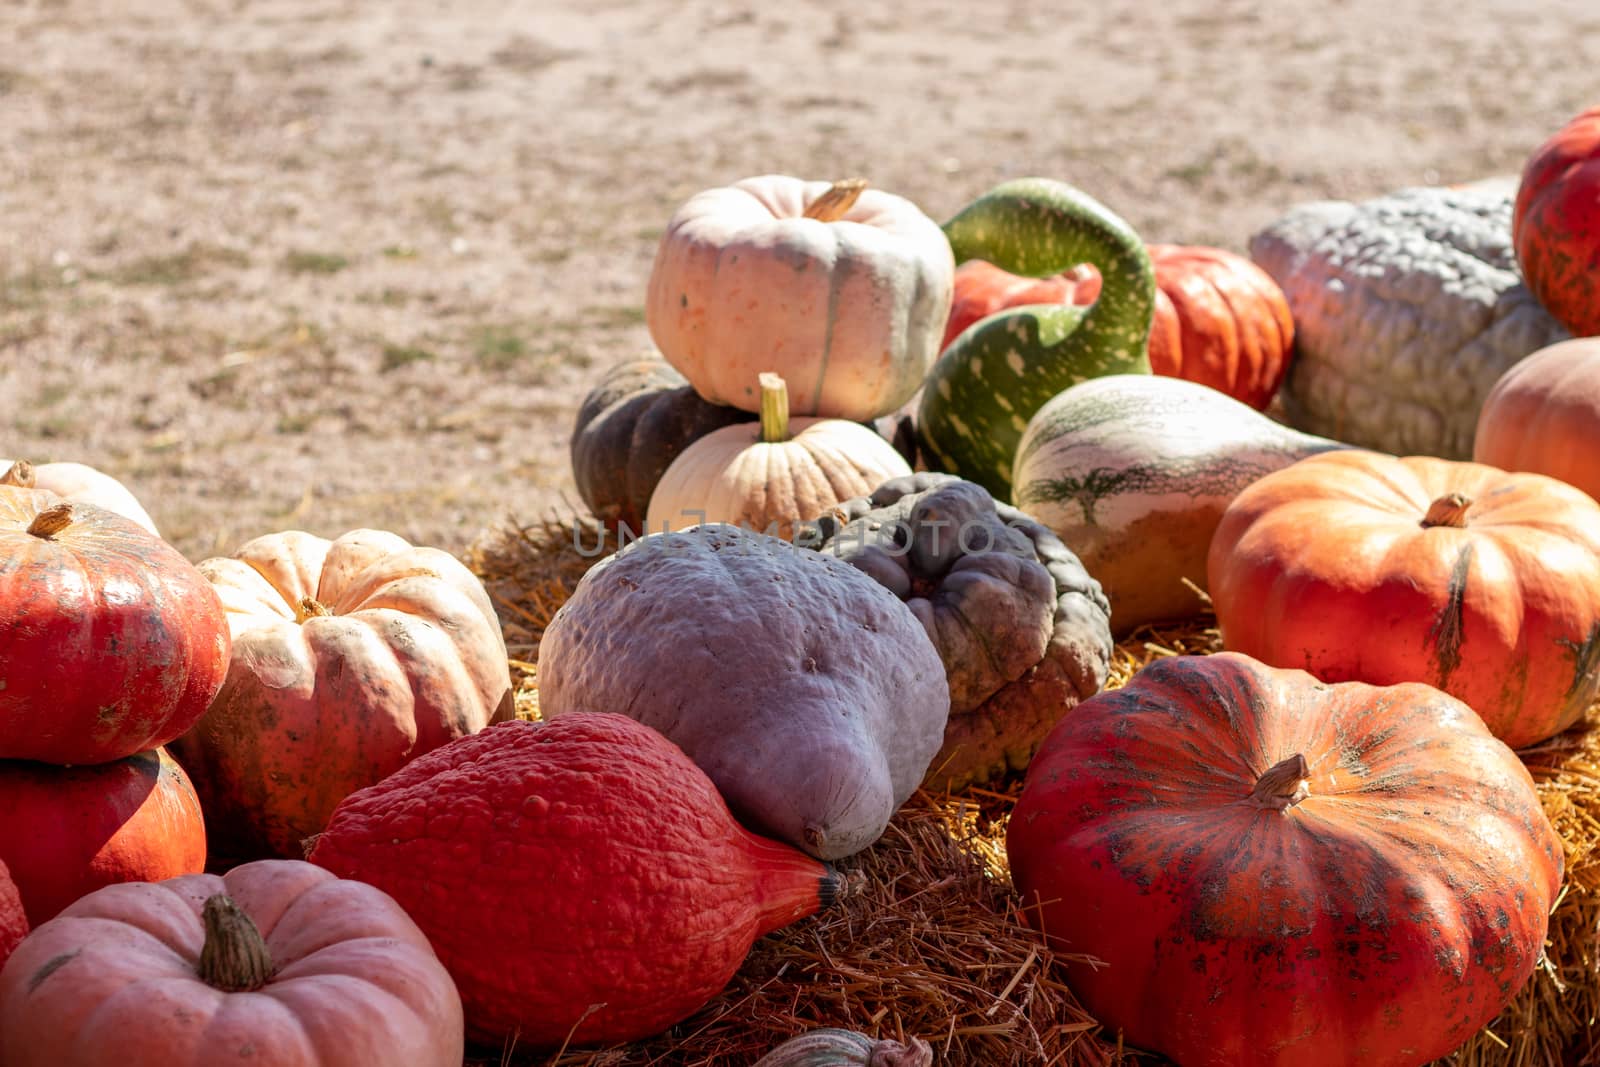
top-left (1207, 450), bottom-right (1600, 748)
top-left (1474, 337), bottom-right (1600, 501)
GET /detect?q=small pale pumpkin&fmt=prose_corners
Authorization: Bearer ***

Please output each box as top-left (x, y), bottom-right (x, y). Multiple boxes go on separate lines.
top-left (647, 373), bottom-right (912, 541)
top-left (753, 1028), bottom-right (934, 1067)
top-left (0, 458), bottom-right (160, 537)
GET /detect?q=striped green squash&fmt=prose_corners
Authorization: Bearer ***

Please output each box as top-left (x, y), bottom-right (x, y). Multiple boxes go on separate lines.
top-left (917, 178), bottom-right (1157, 497)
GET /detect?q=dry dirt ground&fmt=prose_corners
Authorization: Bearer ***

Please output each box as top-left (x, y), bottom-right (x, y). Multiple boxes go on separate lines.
top-left (2, 0), bottom-right (1597, 564)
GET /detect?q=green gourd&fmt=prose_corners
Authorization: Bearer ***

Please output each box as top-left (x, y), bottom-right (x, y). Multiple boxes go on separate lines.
top-left (917, 179), bottom-right (1156, 497)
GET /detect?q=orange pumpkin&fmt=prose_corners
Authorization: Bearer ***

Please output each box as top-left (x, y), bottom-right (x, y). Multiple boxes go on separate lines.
top-left (0, 859), bottom-right (464, 1067)
top-left (939, 245), bottom-right (1293, 409)
top-left (0, 861), bottom-right (24, 974)
top-left (1207, 450), bottom-right (1600, 749)
top-left (1474, 337), bottom-right (1600, 501)
top-left (1513, 104), bottom-right (1600, 337)
top-left (173, 528), bottom-right (515, 860)
top-left (1008, 652), bottom-right (1562, 1067)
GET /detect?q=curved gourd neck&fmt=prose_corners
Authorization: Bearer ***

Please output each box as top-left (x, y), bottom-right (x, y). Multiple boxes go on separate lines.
top-left (941, 178), bottom-right (1156, 361)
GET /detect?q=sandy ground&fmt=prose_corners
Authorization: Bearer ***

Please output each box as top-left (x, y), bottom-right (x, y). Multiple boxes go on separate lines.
top-left (2, 0), bottom-right (1597, 564)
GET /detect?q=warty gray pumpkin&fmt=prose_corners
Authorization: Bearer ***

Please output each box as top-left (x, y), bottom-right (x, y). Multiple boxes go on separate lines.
top-left (798, 472), bottom-right (1112, 792)
top-left (536, 524), bottom-right (950, 860)
top-left (1249, 180), bottom-right (1569, 459)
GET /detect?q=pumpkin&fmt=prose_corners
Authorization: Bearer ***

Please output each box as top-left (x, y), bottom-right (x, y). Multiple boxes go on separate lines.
top-left (0, 489), bottom-right (230, 766)
top-left (0, 458), bottom-right (159, 537)
top-left (753, 1029), bottom-right (934, 1067)
top-left (646, 372), bottom-right (912, 541)
top-left (1250, 180), bottom-right (1569, 458)
top-left (799, 473), bottom-right (1112, 791)
top-left (1474, 337), bottom-right (1600, 501)
top-left (0, 862), bottom-right (24, 974)
top-left (309, 713), bottom-right (843, 1048)
top-left (918, 178), bottom-right (1156, 497)
top-left (645, 175), bottom-right (955, 421)
top-left (172, 528), bottom-right (515, 860)
top-left (570, 357), bottom-right (755, 534)
top-left (0, 859), bottom-right (464, 1067)
top-left (1513, 105), bottom-right (1600, 337)
top-left (1007, 652), bottom-right (1562, 1067)
top-left (0, 747), bottom-right (206, 925)
top-left (1207, 450), bottom-right (1600, 749)
top-left (1012, 375), bottom-right (1347, 635)
top-left (538, 524), bottom-right (949, 859)
top-left (942, 246), bottom-right (1294, 410)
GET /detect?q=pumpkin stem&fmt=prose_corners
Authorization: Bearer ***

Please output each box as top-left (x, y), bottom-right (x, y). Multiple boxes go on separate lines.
top-left (25, 503), bottom-right (73, 539)
top-left (1249, 754), bottom-right (1311, 812)
top-left (295, 596), bottom-right (335, 622)
top-left (197, 894), bottom-right (274, 992)
top-left (0, 460), bottom-right (36, 488)
top-left (759, 372), bottom-right (791, 444)
top-left (1421, 492), bottom-right (1473, 529)
top-left (802, 178), bottom-right (868, 222)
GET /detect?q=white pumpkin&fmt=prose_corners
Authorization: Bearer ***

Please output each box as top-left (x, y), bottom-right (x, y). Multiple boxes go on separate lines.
top-left (647, 373), bottom-right (912, 541)
top-left (645, 175), bottom-right (955, 421)
top-left (0, 458), bottom-right (159, 537)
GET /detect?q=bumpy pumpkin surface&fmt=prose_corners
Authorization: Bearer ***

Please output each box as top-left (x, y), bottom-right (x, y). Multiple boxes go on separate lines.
top-left (918, 178), bottom-right (1156, 497)
top-left (0, 488), bottom-right (231, 766)
top-left (0, 859), bottom-right (463, 1067)
top-left (0, 861), bottom-right (24, 974)
top-left (1250, 181), bottom-right (1569, 458)
top-left (1208, 450), bottom-right (1600, 749)
top-left (174, 528), bottom-right (514, 859)
top-left (1, 458), bottom-right (159, 536)
top-left (570, 357), bottom-right (755, 533)
top-left (1474, 336), bottom-right (1600, 501)
top-left (1013, 375), bottom-right (1346, 634)
top-left (1008, 652), bottom-right (1562, 1067)
top-left (646, 175), bottom-right (955, 421)
top-left (0, 748), bottom-right (206, 924)
top-left (539, 525), bottom-right (950, 859)
top-left (309, 714), bottom-right (841, 1048)
top-left (799, 473), bottom-right (1111, 791)
top-left (1514, 105), bottom-right (1600, 337)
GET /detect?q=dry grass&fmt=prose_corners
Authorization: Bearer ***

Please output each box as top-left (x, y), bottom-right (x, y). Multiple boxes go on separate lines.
top-left (465, 512), bottom-right (1600, 1066)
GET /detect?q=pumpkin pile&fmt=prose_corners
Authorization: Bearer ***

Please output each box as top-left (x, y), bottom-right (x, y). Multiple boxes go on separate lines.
top-left (6, 100), bottom-right (1600, 1067)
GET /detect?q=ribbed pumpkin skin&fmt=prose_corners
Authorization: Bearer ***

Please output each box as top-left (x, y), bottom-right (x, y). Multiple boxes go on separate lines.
top-left (1208, 451), bottom-right (1600, 749)
top-left (0, 748), bottom-right (206, 925)
top-left (1007, 652), bottom-right (1562, 1067)
top-left (174, 528), bottom-right (514, 860)
top-left (309, 714), bottom-right (838, 1048)
top-left (1514, 105), bottom-right (1600, 337)
top-left (1474, 337), bottom-right (1600, 501)
top-left (0, 859), bottom-right (464, 1067)
top-left (0, 488), bottom-right (231, 766)
top-left (0, 458), bottom-right (159, 537)
top-left (645, 175), bottom-right (955, 421)
top-left (0, 861), bottom-right (25, 973)
top-left (939, 259), bottom-right (1097, 350)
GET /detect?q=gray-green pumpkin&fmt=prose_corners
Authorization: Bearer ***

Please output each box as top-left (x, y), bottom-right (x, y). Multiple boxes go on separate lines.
top-left (798, 472), bottom-right (1111, 791)
top-left (537, 524), bottom-right (950, 860)
top-left (1249, 180), bottom-right (1569, 459)
top-left (916, 178), bottom-right (1156, 498)
top-left (752, 1029), bottom-right (933, 1067)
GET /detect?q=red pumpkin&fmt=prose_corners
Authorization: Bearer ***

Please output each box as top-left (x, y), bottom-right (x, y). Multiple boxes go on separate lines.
top-left (0, 859), bottom-right (464, 1067)
top-left (0, 748), bottom-right (207, 924)
top-left (1007, 652), bottom-right (1562, 1067)
top-left (1514, 104), bottom-right (1600, 336)
top-left (0, 489), bottom-right (231, 766)
top-left (940, 245), bottom-right (1293, 408)
top-left (0, 861), bottom-right (24, 973)
top-left (309, 713), bottom-right (842, 1048)
top-left (1207, 450), bottom-right (1600, 749)
top-left (1474, 337), bottom-right (1600, 501)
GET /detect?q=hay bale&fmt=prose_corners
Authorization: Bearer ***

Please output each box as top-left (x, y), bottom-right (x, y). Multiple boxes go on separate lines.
top-left (466, 511), bottom-right (1600, 1066)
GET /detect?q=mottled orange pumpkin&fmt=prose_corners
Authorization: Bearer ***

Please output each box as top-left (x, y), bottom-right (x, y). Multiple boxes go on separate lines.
top-left (1474, 337), bottom-right (1600, 502)
top-left (1514, 104), bottom-right (1600, 337)
top-left (1208, 450), bottom-right (1600, 749)
top-left (0, 861), bottom-right (24, 973)
top-left (1007, 652), bottom-right (1562, 1067)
